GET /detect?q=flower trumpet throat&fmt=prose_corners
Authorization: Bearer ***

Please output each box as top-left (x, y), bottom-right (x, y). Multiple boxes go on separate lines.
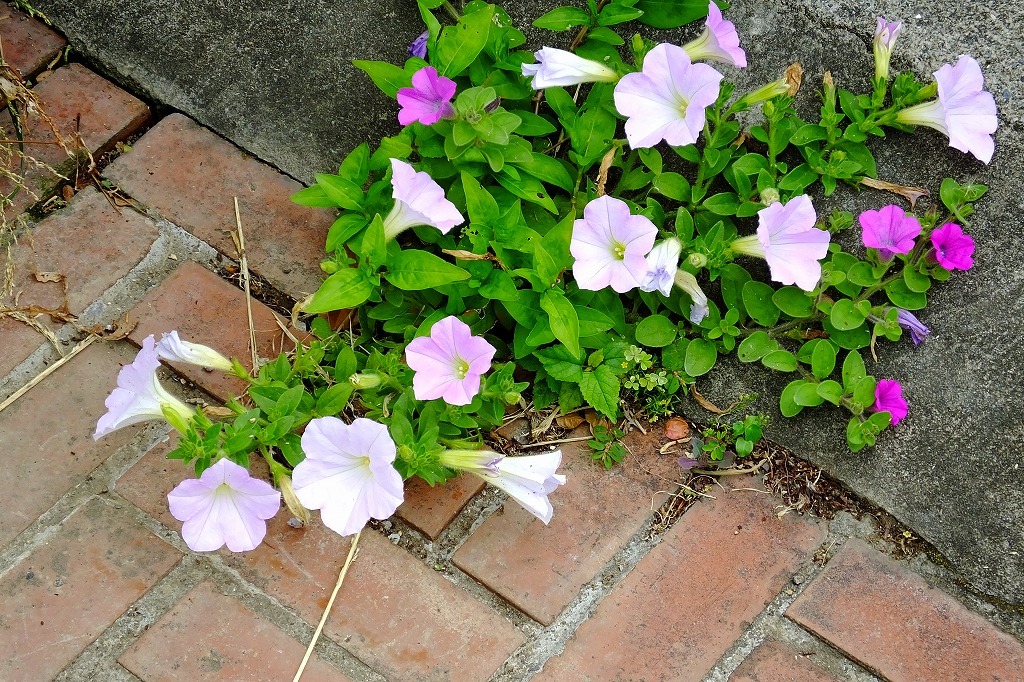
top-left (438, 449), bottom-right (566, 524)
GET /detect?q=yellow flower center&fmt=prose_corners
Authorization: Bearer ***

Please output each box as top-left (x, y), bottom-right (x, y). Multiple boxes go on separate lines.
top-left (454, 358), bottom-right (470, 380)
top-left (611, 241), bottom-right (626, 260)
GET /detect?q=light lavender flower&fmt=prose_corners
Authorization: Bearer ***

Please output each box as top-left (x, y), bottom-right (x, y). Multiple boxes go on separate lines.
top-left (896, 55), bottom-right (998, 163)
top-left (438, 449), bottom-right (566, 524)
top-left (895, 308), bottom-right (930, 345)
top-left (521, 47), bottom-right (619, 89)
top-left (873, 18), bottom-right (902, 81)
top-left (613, 43), bottom-right (723, 149)
top-left (382, 158), bottom-right (464, 241)
top-left (683, 2), bottom-right (747, 68)
top-left (674, 270), bottom-right (710, 324)
top-left (640, 237), bottom-right (682, 297)
top-left (292, 417), bottom-right (404, 537)
top-left (570, 195), bottom-right (657, 293)
top-left (408, 31), bottom-right (429, 59)
top-left (167, 458), bottom-right (281, 552)
top-left (156, 330), bottom-right (234, 372)
top-left (730, 195), bottom-right (830, 291)
top-left (405, 316), bottom-right (496, 405)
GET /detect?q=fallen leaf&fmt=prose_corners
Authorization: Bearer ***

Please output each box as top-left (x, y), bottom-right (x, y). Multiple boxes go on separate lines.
top-left (785, 62), bottom-right (803, 95)
top-left (556, 413), bottom-right (584, 429)
top-left (33, 271), bottom-right (64, 283)
top-left (665, 417), bottom-right (690, 440)
top-left (61, 185), bottom-right (74, 201)
top-left (859, 176), bottom-right (930, 209)
top-left (595, 145), bottom-right (616, 197)
top-left (690, 385), bottom-right (727, 414)
top-left (442, 249), bottom-right (492, 261)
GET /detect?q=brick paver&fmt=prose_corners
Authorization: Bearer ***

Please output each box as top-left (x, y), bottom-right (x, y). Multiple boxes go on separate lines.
top-left (104, 113), bottom-right (331, 299)
top-left (117, 443), bottom-right (525, 682)
top-left (126, 261), bottom-right (295, 401)
top-left (0, 7), bottom-right (66, 78)
top-left (398, 474), bottom-right (485, 540)
top-left (537, 479), bottom-right (825, 681)
top-left (0, 342), bottom-right (151, 547)
top-left (787, 539), bottom-right (1024, 681)
top-left (0, 498), bottom-right (181, 682)
top-left (453, 433), bottom-right (681, 625)
top-left (730, 639), bottom-right (840, 682)
top-left (0, 187), bottom-right (159, 376)
top-left (119, 581), bottom-right (352, 681)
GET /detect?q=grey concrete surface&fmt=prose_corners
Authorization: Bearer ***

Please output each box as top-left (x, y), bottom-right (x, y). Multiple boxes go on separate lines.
top-left (28, 0), bottom-right (1024, 605)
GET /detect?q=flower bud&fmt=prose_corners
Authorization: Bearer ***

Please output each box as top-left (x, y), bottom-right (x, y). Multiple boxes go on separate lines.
top-left (349, 372), bottom-right (383, 390)
top-left (873, 18), bottom-right (903, 82)
top-left (277, 471), bottom-right (311, 528)
top-left (760, 188), bottom-right (781, 205)
top-left (686, 252), bottom-right (708, 269)
top-left (502, 391), bottom-right (522, 405)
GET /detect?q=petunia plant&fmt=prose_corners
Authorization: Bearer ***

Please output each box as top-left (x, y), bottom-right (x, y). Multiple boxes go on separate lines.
top-left (93, 0), bottom-right (998, 552)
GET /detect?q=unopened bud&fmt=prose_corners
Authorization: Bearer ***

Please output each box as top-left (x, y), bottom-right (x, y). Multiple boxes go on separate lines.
top-left (686, 252), bottom-right (708, 269)
top-left (349, 372), bottom-right (382, 390)
top-left (502, 391), bottom-right (522, 405)
top-left (277, 472), bottom-right (311, 528)
top-left (760, 188), bottom-right (781, 206)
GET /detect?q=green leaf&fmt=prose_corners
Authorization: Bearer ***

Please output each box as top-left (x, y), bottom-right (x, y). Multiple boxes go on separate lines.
top-left (338, 143), bottom-right (370, 185)
top-left (384, 250), bottom-right (470, 290)
top-left (903, 265), bottom-right (932, 294)
top-left (830, 298), bottom-right (866, 330)
top-left (496, 171), bottom-right (558, 213)
top-left (817, 379), bottom-right (844, 405)
top-left (359, 215), bottom-right (386, 270)
top-left (780, 380), bottom-right (805, 417)
top-left (790, 124), bottom-right (828, 145)
top-left (742, 281), bottom-right (781, 327)
top-left (326, 214), bottom-right (368, 252)
top-left (462, 172), bottom-right (499, 224)
top-left (852, 376), bottom-right (878, 408)
top-left (305, 269), bottom-right (374, 313)
top-left (846, 417), bottom-right (866, 451)
top-left (885, 279), bottom-right (927, 310)
top-left (721, 264), bottom-right (752, 318)
top-left (273, 385), bottom-right (305, 418)
top-left (536, 345), bottom-right (584, 381)
top-left (772, 286), bottom-right (814, 318)
top-left (794, 382), bottom-right (825, 407)
top-left (846, 262), bottom-right (878, 287)
top-left (515, 111), bottom-right (557, 136)
top-left (435, 5), bottom-right (494, 77)
top-left (762, 349), bottom-right (798, 372)
top-left (598, 4), bottom-right (644, 25)
top-left (568, 105), bottom-right (617, 168)
top-left (702, 192), bottom-right (740, 216)
top-left (811, 341), bottom-right (837, 379)
top-left (653, 172), bottom-right (690, 201)
top-left (578, 306), bottom-right (615, 336)
top-left (737, 331), bottom-right (778, 362)
top-left (291, 185), bottom-right (335, 208)
top-left (479, 269), bottom-right (520, 301)
top-left (684, 338), bottom-right (717, 376)
top-left (579, 365), bottom-right (620, 420)
top-left (778, 163), bottom-right (819, 192)
top-left (634, 0), bottom-right (710, 28)
top-left (353, 60), bottom-right (411, 98)
top-left (635, 314), bottom-right (677, 347)
top-left (315, 383), bottom-right (354, 416)
top-left (513, 152), bottom-right (574, 192)
top-left (533, 6), bottom-right (591, 30)
top-left (540, 289), bottom-right (581, 358)
top-left (314, 173), bottom-right (363, 210)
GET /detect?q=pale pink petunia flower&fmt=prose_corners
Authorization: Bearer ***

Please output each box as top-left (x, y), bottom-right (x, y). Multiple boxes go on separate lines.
top-left (94, 335), bottom-right (195, 440)
top-left (871, 379), bottom-right (908, 425)
top-left (167, 458), bottom-right (281, 552)
top-left (570, 195), bottom-right (657, 293)
top-left (521, 47), bottom-right (619, 89)
top-left (873, 17), bottom-right (902, 81)
top-left (896, 55), bottom-right (998, 163)
top-left (156, 330), bottom-right (234, 372)
top-left (930, 222), bottom-right (975, 271)
top-left (640, 237), bottom-right (682, 297)
top-left (406, 315), bottom-right (496, 406)
top-left (683, 2), bottom-right (747, 68)
top-left (730, 195), bottom-right (830, 291)
top-left (397, 66), bottom-right (457, 126)
top-left (292, 417), bottom-right (404, 537)
top-left (382, 158), bottom-right (465, 241)
top-left (438, 449), bottom-right (566, 524)
top-left (859, 205), bottom-right (922, 260)
top-left (613, 43), bottom-right (724, 149)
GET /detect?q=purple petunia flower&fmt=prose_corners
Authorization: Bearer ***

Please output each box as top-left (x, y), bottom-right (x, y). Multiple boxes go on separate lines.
top-left (438, 449), bottom-right (566, 524)
top-left (871, 379), bottom-right (908, 425)
top-left (895, 308), bottom-right (930, 345)
top-left (896, 55), bottom-right (998, 163)
top-left (408, 30), bottom-right (429, 59)
top-left (292, 417), bottom-right (404, 537)
top-left (873, 17), bottom-right (902, 81)
top-left (674, 270), bottom-right (710, 324)
top-left (521, 47), bottom-right (619, 89)
top-left (570, 195), bottom-right (657, 293)
top-left (730, 195), bottom-right (830, 291)
top-left (94, 335), bottom-right (195, 440)
top-left (683, 2), bottom-right (747, 68)
top-left (859, 204), bottom-right (922, 260)
top-left (397, 66), bottom-right (457, 127)
top-left (167, 458), bottom-right (281, 552)
top-left (381, 158), bottom-right (464, 241)
top-left (156, 330), bottom-right (234, 372)
top-left (930, 222), bottom-right (975, 271)
top-left (640, 237), bottom-right (682, 297)
top-left (613, 43), bottom-right (724, 149)
top-left (405, 316), bottom-right (497, 405)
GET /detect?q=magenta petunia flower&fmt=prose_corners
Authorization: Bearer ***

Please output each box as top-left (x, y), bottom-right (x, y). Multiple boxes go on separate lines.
top-left (94, 335), bottom-right (195, 440)
top-left (167, 458), bottom-right (281, 552)
top-left (438, 449), bottom-right (566, 524)
top-left (406, 315), bottom-right (497, 405)
top-left (613, 43), bottom-right (723, 149)
top-left (859, 204), bottom-right (922, 260)
top-left (408, 30), bottom-right (429, 59)
top-left (381, 158), bottom-right (464, 241)
top-left (871, 379), bottom-right (908, 425)
top-left (292, 417), bottom-right (404, 537)
top-left (682, 2), bottom-right (747, 68)
top-left (730, 195), bottom-right (830, 291)
top-left (570, 195), bottom-right (657, 293)
top-left (873, 17), bottom-right (902, 81)
top-left (896, 55), bottom-right (998, 163)
top-left (930, 222), bottom-right (975, 271)
top-left (156, 330), bottom-right (234, 372)
top-left (896, 308), bottom-right (930, 345)
top-left (521, 47), bottom-right (619, 89)
top-left (640, 237), bottom-right (682, 297)
top-left (397, 66), bottom-right (457, 126)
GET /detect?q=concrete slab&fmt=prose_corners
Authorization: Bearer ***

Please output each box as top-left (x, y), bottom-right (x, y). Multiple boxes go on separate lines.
top-left (28, 0), bottom-right (1024, 604)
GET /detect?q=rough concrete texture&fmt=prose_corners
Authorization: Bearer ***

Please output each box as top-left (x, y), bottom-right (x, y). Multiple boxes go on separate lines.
top-left (28, 0), bottom-right (1024, 604)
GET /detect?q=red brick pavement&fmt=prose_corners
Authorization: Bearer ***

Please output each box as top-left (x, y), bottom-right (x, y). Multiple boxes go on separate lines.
top-left (1, 9), bottom-right (1022, 682)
